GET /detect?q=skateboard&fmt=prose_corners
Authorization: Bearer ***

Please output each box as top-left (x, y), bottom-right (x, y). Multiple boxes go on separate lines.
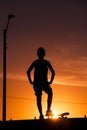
top-left (45, 111), bottom-right (70, 119)
top-left (58, 112), bottom-right (70, 118)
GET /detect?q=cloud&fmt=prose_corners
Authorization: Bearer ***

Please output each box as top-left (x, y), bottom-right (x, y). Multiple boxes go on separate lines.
top-left (0, 73), bottom-right (27, 81)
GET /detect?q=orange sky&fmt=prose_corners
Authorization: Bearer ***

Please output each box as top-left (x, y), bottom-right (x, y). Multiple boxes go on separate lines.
top-left (0, 0), bottom-right (87, 120)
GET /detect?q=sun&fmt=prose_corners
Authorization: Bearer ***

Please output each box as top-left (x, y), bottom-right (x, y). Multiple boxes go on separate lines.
top-left (52, 110), bottom-right (59, 119)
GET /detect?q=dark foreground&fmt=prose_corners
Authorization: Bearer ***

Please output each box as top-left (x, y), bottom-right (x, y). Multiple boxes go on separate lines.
top-left (0, 118), bottom-right (87, 130)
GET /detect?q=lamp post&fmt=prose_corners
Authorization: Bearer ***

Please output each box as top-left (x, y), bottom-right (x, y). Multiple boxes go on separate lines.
top-left (2, 14), bottom-right (15, 121)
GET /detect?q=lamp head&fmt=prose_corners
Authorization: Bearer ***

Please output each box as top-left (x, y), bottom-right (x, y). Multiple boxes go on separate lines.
top-left (8, 14), bottom-right (15, 19)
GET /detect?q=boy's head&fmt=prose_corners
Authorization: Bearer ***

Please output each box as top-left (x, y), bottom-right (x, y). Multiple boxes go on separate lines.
top-left (37, 47), bottom-right (45, 58)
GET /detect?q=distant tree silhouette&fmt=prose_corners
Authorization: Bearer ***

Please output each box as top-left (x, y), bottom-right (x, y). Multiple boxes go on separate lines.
top-left (27, 47), bottom-right (55, 119)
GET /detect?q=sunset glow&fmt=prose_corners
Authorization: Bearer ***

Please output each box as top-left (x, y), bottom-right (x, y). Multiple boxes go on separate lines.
top-left (0, 1), bottom-right (87, 121)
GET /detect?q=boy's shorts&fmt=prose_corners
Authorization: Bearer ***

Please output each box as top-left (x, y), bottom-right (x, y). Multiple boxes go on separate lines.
top-left (33, 82), bottom-right (52, 96)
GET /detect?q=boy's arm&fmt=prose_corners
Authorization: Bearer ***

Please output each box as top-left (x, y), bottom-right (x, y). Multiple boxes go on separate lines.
top-left (48, 62), bottom-right (55, 84)
top-left (27, 63), bottom-right (34, 84)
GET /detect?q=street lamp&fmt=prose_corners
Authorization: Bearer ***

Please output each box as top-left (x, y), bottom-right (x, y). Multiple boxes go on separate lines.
top-left (2, 14), bottom-right (15, 121)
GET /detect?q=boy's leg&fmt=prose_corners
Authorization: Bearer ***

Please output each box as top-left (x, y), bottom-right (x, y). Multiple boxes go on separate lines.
top-left (36, 95), bottom-right (44, 119)
top-left (45, 88), bottom-right (53, 116)
top-left (43, 83), bottom-right (53, 111)
top-left (47, 91), bottom-right (53, 111)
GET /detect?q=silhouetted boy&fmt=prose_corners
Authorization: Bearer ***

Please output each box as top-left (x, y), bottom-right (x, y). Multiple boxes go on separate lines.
top-left (27, 47), bottom-right (55, 119)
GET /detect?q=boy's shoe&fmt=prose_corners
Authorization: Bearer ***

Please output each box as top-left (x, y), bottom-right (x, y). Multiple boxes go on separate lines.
top-left (39, 114), bottom-right (44, 120)
top-left (45, 110), bottom-right (53, 117)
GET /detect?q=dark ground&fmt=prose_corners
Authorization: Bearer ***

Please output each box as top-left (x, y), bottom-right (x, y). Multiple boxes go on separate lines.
top-left (0, 118), bottom-right (87, 130)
